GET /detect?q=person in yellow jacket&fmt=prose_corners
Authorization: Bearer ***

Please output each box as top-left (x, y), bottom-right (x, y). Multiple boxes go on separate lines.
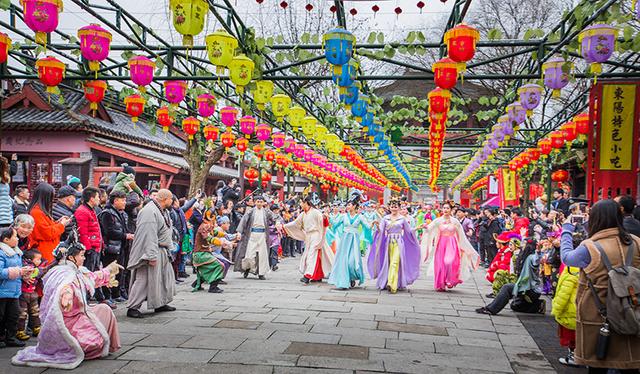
top-left (551, 266), bottom-right (580, 367)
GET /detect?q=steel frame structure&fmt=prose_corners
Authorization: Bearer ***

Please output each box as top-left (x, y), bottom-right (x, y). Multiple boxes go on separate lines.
top-left (1, 0), bottom-right (638, 187)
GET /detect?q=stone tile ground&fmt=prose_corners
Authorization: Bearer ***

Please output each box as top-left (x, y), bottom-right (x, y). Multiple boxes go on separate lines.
top-left (1, 259), bottom-right (566, 373)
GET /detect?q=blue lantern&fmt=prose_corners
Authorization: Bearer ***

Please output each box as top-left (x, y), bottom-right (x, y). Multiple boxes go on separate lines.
top-left (351, 95), bottom-right (369, 122)
top-left (361, 111), bottom-right (374, 130)
top-left (332, 59), bottom-right (358, 93)
top-left (374, 133), bottom-right (384, 144)
top-left (339, 83), bottom-right (359, 109)
top-left (323, 27), bottom-right (355, 75)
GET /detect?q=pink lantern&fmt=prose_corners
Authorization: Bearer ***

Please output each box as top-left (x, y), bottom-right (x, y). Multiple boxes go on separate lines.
top-left (164, 80), bottom-right (188, 105)
top-left (78, 24), bottom-right (112, 73)
top-left (256, 123), bottom-right (272, 145)
top-left (272, 132), bottom-right (285, 149)
top-left (285, 137), bottom-right (296, 153)
top-left (304, 149), bottom-right (314, 162)
top-left (542, 57), bottom-right (572, 98)
top-left (220, 106), bottom-right (239, 131)
top-left (196, 93), bottom-right (216, 118)
top-left (506, 103), bottom-right (526, 129)
top-left (239, 116), bottom-right (256, 138)
top-left (517, 83), bottom-right (542, 116)
top-left (22, 0), bottom-right (63, 45)
top-left (294, 144), bottom-right (305, 159)
top-left (128, 56), bottom-right (155, 92)
top-left (578, 24), bottom-right (617, 76)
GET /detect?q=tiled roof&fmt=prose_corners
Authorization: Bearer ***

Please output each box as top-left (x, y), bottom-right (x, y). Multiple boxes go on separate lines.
top-left (4, 81), bottom-right (185, 153)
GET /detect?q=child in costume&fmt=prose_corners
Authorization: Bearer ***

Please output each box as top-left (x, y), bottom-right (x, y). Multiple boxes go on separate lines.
top-left (486, 232), bottom-right (521, 283)
top-left (367, 198), bottom-right (421, 294)
top-left (328, 192), bottom-right (369, 290)
top-left (16, 249), bottom-right (43, 341)
top-left (191, 210), bottom-right (227, 293)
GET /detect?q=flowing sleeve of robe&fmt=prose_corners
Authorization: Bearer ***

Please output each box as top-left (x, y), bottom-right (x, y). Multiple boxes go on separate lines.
top-left (422, 217), bottom-right (479, 281)
top-left (283, 212), bottom-right (306, 242)
top-left (367, 216), bottom-right (388, 280)
top-left (400, 216), bottom-right (422, 285)
top-left (127, 203), bottom-right (171, 270)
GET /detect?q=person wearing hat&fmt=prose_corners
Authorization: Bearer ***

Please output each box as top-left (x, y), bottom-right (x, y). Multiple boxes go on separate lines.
top-left (233, 191), bottom-right (280, 280)
top-left (111, 164), bottom-right (143, 198)
top-left (52, 185), bottom-right (78, 243)
top-left (191, 209), bottom-right (228, 293)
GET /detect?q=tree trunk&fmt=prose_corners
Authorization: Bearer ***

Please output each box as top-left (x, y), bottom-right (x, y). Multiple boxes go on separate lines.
top-left (183, 139), bottom-right (226, 198)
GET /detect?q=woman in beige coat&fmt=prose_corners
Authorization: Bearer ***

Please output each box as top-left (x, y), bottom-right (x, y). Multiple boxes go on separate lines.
top-left (560, 199), bottom-right (640, 372)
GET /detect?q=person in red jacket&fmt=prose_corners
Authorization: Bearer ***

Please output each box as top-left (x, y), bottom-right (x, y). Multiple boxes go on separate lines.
top-left (486, 231), bottom-right (521, 283)
top-left (74, 187), bottom-right (108, 305)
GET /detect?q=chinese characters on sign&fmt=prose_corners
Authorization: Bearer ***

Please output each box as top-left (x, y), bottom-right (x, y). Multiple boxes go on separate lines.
top-left (599, 84), bottom-right (636, 170)
top-left (501, 168), bottom-right (517, 202)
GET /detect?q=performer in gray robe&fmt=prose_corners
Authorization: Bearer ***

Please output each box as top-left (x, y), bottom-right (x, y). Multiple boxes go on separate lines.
top-left (126, 189), bottom-right (176, 318)
top-left (233, 192), bottom-right (278, 279)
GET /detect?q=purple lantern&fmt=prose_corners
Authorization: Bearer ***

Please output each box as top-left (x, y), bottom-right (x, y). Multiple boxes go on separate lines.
top-left (506, 103), bottom-right (527, 129)
top-left (517, 83), bottom-right (542, 117)
top-left (492, 123), bottom-right (505, 143)
top-left (542, 57), bottom-right (572, 98)
top-left (578, 24), bottom-right (617, 76)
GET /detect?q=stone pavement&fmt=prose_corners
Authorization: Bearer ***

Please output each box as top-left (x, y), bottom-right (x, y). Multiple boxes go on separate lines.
top-left (1, 258), bottom-right (561, 374)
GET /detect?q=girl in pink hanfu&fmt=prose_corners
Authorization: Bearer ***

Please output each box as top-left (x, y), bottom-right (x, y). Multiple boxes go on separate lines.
top-left (12, 241), bottom-right (122, 370)
top-left (422, 203), bottom-right (480, 292)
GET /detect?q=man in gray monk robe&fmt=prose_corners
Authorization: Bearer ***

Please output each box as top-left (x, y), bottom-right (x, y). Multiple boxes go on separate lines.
top-left (127, 189), bottom-right (176, 318)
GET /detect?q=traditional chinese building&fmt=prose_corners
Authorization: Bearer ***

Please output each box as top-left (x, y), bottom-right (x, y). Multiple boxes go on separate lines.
top-left (1, 80), bottom-right (238, 197)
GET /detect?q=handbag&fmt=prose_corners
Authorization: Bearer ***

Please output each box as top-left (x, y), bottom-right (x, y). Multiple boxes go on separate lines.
top-left (104, 239), bottom-right (121, 255)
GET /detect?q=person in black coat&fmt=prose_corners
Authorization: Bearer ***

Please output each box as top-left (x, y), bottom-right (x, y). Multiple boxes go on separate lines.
top-left (480, 208), bottom-right (502, 266)
top-left (52, 185), bottom-right (78, 242)
top-left (551, 188), bottom-right (570, 216)
top-left (615, 195), bottom-right (640, 238)
top-left (98, 191), bottom-right (132, 303)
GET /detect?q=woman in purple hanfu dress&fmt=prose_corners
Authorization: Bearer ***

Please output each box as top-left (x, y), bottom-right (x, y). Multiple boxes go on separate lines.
top-left (421, 202), bottom-right (480, 292)
top-left (12, 239), bottom-right (122, 370)
top-left (367, 198), bottom-right (421, 294)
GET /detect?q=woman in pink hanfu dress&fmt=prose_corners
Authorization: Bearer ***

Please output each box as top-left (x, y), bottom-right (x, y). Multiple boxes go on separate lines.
top-left (422, 203), bottom-right (479, 292)
top-left (12, 240), bottom-right (122, 370)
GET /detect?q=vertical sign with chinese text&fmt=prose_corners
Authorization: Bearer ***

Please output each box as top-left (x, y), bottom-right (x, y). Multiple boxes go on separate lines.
top-left (599, 84), bottom-right (636, 170)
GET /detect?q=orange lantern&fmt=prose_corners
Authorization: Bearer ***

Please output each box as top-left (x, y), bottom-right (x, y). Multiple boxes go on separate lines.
top-left (83, 80), bottom-right (106, 114)
top-left (156, 106), bottom-right (173, 133)
top-left (36, 56), bottom-right (65, 94)
top-left (561, 120), bottom-right (577, 143)
top-left (551, 169), bottom-right (569, 182)
top-left (253, 144), bottom-right (264, 158)
top-left (221, 131), bottom-right (235, 149)
top-left (244, 167), bottom-right (259, 184)
top-left (124, 94), bottom-right (146, 123)
top-left (261, 170), bottom-right (272, 188)
top-left (236, 137), bottom-right (248, 153)
top-left (182, 117), bottom-right (200, 141)
top-left (574, 112), bottom-right (590, 137)
top-left (203, 125), bottom-right (219, 143)
top-left (264, 149), bottom-right (276, 162)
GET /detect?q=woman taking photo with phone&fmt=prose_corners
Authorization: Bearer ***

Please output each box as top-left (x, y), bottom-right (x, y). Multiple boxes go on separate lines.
top-left (560, 199), bottom-right (640, 373)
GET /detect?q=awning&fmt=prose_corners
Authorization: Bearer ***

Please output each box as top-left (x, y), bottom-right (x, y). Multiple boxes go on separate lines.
top-left (480, 195), bottom-right (500, 208)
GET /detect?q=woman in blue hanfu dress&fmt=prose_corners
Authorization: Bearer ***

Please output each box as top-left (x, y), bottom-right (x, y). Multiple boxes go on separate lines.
top-left (328, 193), bottom-right (369, 289)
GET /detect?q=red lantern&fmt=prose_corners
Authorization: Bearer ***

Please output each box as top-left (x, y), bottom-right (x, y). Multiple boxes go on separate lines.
top-left (417, 1), bottom-right (425, 13)
top-left (182, 117), bottom-right (200, 141)
top-left (253, 144), bottom-right (264, 158)
top-left (520, 152), bottom-right (531, 167)
top-left (83, 80), bottom-right (106, 114)
top-left (156, 106), bottom-right (173, 133)
top-left (528, 148), bottom-right (541, 162)
top-left (221, 132), bottom-right (236, 149)
top-left (394, 7), bottom-right (402, 16)
top-left (574, 112), bottom-right (590, 136)
top-left (428, 88), bottom-right (451, 119)
top-left (508, 162), bottom-right (517, 171)
top-left (305, 3), bottom-right (313, 12)
top-left (330, 5), bottom-right (337, 13)
top-left (372, 4), bottom-right (379, 16)
top-left (349, 8), bottom-right (357, 16)
top-left (280, 1), bottom-right (288, 10)
top-left (432, 57), bottom-right (459, 90)
top-left (551, 170), bottom-right (569, 183)
top-left (261, 171), bottom-right (272, 188)
top-left (36, 56), bottom-right (65, 94)
top-left (561, 121), bottom-right (577, 142)
top-left (0, 32), bottom-right (11, 64)
top-left (538, 138), bottom-right (552, 156)
top-left (444, 24), bottom-right (480, 64)
top-left (203, 125), bottom-right (219, 143)
top-left (550, 131), bottom-right (564, 149)
top-left (331, 185), bottom-right (339, 193)
top-left (124, 94), bottom-right (145, 123)
top-left (264, 149), bottom-right (276, 162)
top-left (236, 137), bottom-right (249, 153)
top-left (244, 168), bottom-right (259, 184)
top-left (321, 184), bottom-right (330, 193)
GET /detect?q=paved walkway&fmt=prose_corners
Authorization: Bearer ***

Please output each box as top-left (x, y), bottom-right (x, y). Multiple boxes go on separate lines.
top-left (2, 258), bottom-right (561, 374)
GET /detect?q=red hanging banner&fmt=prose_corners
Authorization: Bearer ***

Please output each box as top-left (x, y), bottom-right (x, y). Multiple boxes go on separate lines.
top-left (587, 81), bottom-right (640, 201)
top-left (497, 168), bottom-right (519, 209)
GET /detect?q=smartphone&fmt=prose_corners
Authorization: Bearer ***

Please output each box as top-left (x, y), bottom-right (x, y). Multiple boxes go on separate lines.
top-left (571, 215), bottom-right (585, 225)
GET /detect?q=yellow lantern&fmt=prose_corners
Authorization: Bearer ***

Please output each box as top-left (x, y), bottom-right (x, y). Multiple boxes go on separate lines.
top-left (287, 105), bottom-right (306, 132)
top-left (302, 116), bottom-right (317, 138)
top-left (228, 54), bottom-right (254, 95)
top-left (169, 0), bottom-right (208, 47)
top-left (253, 80), bottom-right (274, 111)
top-left (314, 124), bottom-right (328, 146)
top-left (326, 133), bottom-right (343, 155)
top-left (270, 94), bottom-right (291, 122)
top-left (205, 29), bottom-right (238, 74)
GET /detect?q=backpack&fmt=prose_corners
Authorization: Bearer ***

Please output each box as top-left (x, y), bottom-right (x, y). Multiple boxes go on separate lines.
top-left (588, 240), bottom-right (640, 336)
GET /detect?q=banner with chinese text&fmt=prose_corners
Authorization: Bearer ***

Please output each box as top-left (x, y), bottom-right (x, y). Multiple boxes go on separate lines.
top-left (498, 168), bottom-right (519, 208)
top-left (599, 84), bottom-right (636, 170)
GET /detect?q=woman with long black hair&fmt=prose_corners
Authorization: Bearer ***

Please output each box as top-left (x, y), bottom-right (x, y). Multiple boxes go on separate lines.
top-left (28, 183), bottom-right (71, 264)
top-left (561, 199), bottom-right (640, 372)
top-left (475, 238), bottom-right (546, 315)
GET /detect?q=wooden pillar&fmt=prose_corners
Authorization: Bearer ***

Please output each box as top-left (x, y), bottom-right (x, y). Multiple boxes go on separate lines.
top-left (160, 173), bottom-right (167, 189)
top-left (277, 168), bottom-right (285, 201)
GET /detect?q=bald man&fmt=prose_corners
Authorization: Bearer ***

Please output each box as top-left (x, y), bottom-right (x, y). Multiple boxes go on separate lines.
top-left (126, 189), bottom-right (177, 318)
